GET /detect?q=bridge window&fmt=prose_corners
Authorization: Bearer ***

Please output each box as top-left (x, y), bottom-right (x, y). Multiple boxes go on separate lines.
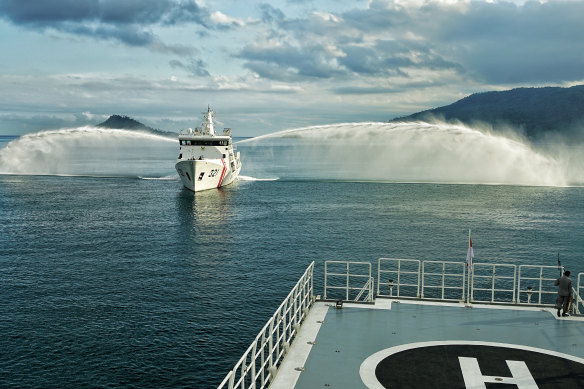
top-left (179, 139), bottom-right (229, 146)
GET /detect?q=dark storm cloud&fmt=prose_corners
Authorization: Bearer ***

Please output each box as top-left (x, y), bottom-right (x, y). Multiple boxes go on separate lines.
top-left (0, 0), bottom-right (99, 24)
top-left (0, 0), bottom-right (208, 26)
top-left (243, 1), bottom-right (584, 87)
top-left (0, 0), bottom-right (211, 53)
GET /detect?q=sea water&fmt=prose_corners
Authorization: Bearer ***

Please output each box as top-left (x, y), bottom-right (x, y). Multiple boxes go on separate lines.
top-left (1, 124), bottom-right (584, 388)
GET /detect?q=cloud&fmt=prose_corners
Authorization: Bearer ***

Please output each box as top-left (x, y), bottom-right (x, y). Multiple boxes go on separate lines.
top-left (0, 0), bottom-right (99, 25)
top-left (169, 59), bottom-right (210, 77)
top-left (259, 3), bottom-right (285, 24)
top-left (0, 0), bottom-right (208, 26)
top-left (237, 39), bottom-right (346, 80)
top-left (210, 11), bottom-right (246, 29)
top-left (0, 0), bottom-right (234, 55)
top-left (239, 1), bottom-right (584, 88)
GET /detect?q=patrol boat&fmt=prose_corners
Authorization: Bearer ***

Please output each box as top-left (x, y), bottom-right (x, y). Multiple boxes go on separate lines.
top-left (175, 107), bottom-right (241, 192)
top-left (218, 259), bottom-right (584, 388)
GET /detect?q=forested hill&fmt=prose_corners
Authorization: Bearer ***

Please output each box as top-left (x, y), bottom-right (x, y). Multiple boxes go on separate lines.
top-left (393, 85), bottom-right (584, 140)
top-left (96, 115), bottom-right (176, 137)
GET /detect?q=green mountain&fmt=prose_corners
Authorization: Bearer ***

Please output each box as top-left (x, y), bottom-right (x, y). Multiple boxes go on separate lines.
top-left (393, 85), bottom-right (584, 141)
top-left (96, 115), bottom-right (176, 138)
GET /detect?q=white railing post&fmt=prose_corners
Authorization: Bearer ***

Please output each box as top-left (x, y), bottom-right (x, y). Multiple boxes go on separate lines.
top-left (260, 332), bottom-right (265, 385)
top-left (464, 266), bottom-right (468, 304)
top-left (268, 319), bottom-right (274, 376)
top-left (416, 261), bottom-right (421, 298)
top-left (491, 267), bottom-right (496, 303)
top-left (294, 287), bottom-right (299, 330)
top-left (250, 342), bottom-right (257, 389)
top-left (346, 262), bottom-right (350, 301)
top-left (512, 266), bottom-right (517, 304)
top-left (397, 260), bottom-right (402, 296)
top-left (538, 267), bottom-right (543, 305)
top-left (441, 263), bottom-right (446, 300)
top-left (324, 261), bottom-right (328, 300)
top-left (421, 261), bottom-right (425, 299)
top-left (517, 267), bottom-right (522, 303)
top-left (228, 371), bottom-right (235, 389)
top-left (578, 273), bottom-right (584, 304)
top-left (467, 266), bottom-right (473, 304)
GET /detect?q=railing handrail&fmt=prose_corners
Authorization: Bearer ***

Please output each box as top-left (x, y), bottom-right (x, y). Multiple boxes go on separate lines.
top-left (421, 260), bottom-right (466, 302)
top-left (377, 258), bottom-right (421, 298)
top-left (517, 265), bottom-right (563, 306)
top-left (573, 273), bottom-right (584, 315)
top-left (324, 260), bottom-right (372, 302)
top-left (373, 259), bottom-right (583, 310)
top-left (218, 262), bottom-right (583, 389)
top-left (470, 263), bottom-right (517, 304)
top-left (217, 261), bottom-right (315, 389)
top-left (354, 277), bottom-right (375, 302)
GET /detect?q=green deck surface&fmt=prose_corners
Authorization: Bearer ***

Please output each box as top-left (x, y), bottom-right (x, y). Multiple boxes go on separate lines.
top-left (286, 300), bottom-right (584, 388)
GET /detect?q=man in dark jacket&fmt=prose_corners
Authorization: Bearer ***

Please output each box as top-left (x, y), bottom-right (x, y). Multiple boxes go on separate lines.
top-left (555, 270), bottom-right (573, 317)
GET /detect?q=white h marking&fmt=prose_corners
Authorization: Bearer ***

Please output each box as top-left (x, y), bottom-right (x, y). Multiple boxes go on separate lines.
top-left (459, 357), bottom-right (539, 389)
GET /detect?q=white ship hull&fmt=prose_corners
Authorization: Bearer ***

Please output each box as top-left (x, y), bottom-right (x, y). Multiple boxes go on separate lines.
top-left (174, 107), bottom-right (242, 192)
top-left (175, 158), bottom-right (241, 192)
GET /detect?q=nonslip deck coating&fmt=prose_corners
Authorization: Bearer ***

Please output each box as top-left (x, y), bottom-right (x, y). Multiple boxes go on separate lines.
top-left (274, 300), bottom-right (584, 388)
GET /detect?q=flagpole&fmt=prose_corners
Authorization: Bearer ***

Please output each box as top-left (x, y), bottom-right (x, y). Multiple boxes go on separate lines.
top-left (467, 229), bottom-right (472, 304)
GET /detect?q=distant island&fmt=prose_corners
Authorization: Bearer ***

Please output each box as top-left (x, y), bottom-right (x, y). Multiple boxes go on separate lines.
top-left (96, 115), bottom-right (177, 138)
top-left (97, 85), bottom-right (584, 143)
top-left (393, 85), bottom-right (584, 141)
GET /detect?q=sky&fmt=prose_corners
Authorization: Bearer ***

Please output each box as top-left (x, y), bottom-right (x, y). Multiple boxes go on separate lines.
top-left (0, 0), bottom-right (583, 137)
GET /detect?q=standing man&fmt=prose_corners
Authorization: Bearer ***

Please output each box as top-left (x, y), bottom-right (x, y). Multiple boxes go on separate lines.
top-left (555, 270), bottom-right (572, 317)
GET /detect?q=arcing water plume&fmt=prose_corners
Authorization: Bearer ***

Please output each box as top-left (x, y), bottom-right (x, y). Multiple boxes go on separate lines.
top-left (240, 121), bottom-right (582, 186)
top-left (0, 126), bottom-right (177, 177)
top-left (3, 122), bottom-right (581, 186)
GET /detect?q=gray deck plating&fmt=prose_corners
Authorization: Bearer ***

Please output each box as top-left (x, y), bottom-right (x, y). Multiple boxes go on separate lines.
top-left (272, 299), bottom-right (584, 388)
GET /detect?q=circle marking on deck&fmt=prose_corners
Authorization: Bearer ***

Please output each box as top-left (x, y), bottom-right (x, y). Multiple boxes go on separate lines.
top-left (360, 341), bottom-right (584, 388)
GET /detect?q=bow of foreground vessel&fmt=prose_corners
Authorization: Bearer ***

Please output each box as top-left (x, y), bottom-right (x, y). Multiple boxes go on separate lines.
top-left (218, 259), bottom-right (584, 388)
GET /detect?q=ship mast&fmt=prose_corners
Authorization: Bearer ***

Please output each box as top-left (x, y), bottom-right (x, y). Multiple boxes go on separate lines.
top-left (202, 105), bottom-right (216, 135)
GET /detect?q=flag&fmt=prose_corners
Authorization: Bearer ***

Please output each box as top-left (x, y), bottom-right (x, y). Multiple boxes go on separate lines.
top-left (466, 230), bottom-right (474, 270)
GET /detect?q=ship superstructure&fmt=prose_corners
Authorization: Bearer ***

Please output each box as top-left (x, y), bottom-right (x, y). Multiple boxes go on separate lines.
top-left (175, 107), bottom-right (241, 192)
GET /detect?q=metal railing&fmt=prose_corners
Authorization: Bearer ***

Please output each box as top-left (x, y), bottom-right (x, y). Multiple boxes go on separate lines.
top-left (377, 258), bottom-right (420, 298)
top-left (574, 273), bottom-right (584, 315)
top-left (517, 265), bottom-right (561, 306)
top-left (324, 261), bottom-right (374, 302)
top-left (470, 264), bottom-right (516, 304)
top-left (372, 259), bottom-right (583, 311)
top-left (326, 259), bottom-right (584, 309)
top-left (218, 261), bottom-right (584, 389)
top-left (217, 262), bottom-right (315, 389)
top-left (421, 261), bottom-right (466, 301)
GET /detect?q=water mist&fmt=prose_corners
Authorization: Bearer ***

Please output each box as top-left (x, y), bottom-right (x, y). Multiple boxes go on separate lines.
top-left (0, 127), bottom-right (177, 177)
top-left (240, 121), bottom-right (580, 186)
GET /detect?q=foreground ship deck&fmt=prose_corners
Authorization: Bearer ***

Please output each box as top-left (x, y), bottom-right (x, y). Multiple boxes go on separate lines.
top-left (218, 260), bottom-right (584, 388)
top-left (275, 300), bottom-right (584, 388)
